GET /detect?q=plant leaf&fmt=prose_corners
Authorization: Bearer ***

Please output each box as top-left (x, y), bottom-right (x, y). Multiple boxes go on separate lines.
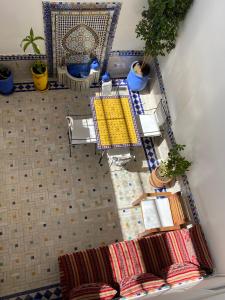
top-left (23, 41), bottom-right (31, 52)
top-left (21, 37), bottom-right (30, 43)
top-left (33, 36), bottom-right (44, 41)
top-left (30, 27), bottom-right (34, 38)
top-left (21, 28), bottom-right (44, 55)
top-left (32, 42), bottom-right (40, 55)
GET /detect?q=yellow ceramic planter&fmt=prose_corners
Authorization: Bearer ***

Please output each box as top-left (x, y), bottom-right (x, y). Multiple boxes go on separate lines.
top-left (31, 67), bottom-right (48, 91)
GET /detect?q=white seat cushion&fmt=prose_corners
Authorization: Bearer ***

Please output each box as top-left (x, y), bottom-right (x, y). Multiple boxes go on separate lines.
top-left (71, 118), bottom-right (96, 144)
top-left (141, 197), bottom-right (174, 229)
top-left (136, 114), bottom-right (161, 137)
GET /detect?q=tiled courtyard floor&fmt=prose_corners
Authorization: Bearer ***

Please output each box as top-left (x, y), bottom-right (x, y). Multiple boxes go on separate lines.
top-left (0, 87), bottom-right (160, 296)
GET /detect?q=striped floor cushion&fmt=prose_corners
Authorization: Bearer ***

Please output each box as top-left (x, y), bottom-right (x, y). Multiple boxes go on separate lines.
top-left (164, 229), bottom-right (192, 264)
top-left (161, 262), bottom-right (206, 286)
top-left (144, 233), bottom-right (173, 271)
top-left (189, 224), bottom-right (213, 272)
top-left (69, 283), bottom-right (117, 300)
top-left (59, 247), bottom-right (114, 299)
top-left (120, 273), bottom-right (167, 298)
top-left (109, 240), bottom-right (146, 283)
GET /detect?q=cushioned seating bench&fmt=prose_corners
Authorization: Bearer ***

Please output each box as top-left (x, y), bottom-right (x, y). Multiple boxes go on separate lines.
top-left (59, 224), bottom-right (213, 300)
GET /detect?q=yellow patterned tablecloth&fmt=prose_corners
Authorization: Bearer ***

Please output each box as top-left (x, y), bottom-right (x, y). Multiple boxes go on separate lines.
top-left (91, 96), bottom-right (141, 149)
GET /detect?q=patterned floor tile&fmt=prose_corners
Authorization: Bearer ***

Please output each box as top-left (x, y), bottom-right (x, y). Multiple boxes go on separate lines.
top-left (0, 89), bottom-right (154, 297)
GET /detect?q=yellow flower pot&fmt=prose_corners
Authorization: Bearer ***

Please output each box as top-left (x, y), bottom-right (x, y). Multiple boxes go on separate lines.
top-left (31, 67), bottom-right (48, 91)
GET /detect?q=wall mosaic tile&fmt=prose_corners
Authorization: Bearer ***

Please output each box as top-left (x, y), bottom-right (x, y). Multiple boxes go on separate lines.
top-left (0, 55), bottom-right (46, 61)
top-left (42, 2), bottom-right (121, 76)
top-left (109, 50), bottom-right (144, 57)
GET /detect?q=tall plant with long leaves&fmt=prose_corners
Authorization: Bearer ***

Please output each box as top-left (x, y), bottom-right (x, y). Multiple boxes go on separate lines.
top-left (136, 0), bottom-right (193, 70)
top-left (20, 28), bottom-right (46, 74)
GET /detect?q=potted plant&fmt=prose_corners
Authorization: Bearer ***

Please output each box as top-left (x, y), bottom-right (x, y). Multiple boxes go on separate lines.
top-left (20, 28), bottom-right (48, 91)
top-left (0, 65), bottom-right (14, 95)
top-left (127, 0), bottom-right (193, 91)
top-left (150, 144), bottom-right (192, 188)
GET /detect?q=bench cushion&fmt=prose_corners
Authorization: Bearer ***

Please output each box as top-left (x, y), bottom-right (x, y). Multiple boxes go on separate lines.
top-left (109, 240), bottom-right (146, 283)
top-left (161, 262), bottom-right (206, 286)
top-left (164, 229), bottom-right (194, 264)
top-left (120, 273), bottom-right (167, 298)
top-left (189, 224), bottom-right (213, 272)
top-left (69, 283), bottom-right (117, 300)
top-left (59, 247), bottom-right (115, 300)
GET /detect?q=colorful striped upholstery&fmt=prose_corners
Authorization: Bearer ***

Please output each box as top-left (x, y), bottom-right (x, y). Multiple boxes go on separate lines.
top-left (58, 246), bottom-right (115, 300)
top-left (138, 235), bottom-right (164, 275)
top-left (120, 273), bottom-right (167, 298)
top-left (163, 229), bottom-right (194, 265)
top-left (59, 225), bottom-right (213, 299)
top-left (161, 262), bottom-right (206, 286)
top-left (189, 224), bottom-right (213, 272)
top-left (108, 240), bottom-right (146, 283)
top-left (145, 233), bottom-right (173, 271)
top-left (69, 283), bottom-right (117, 300)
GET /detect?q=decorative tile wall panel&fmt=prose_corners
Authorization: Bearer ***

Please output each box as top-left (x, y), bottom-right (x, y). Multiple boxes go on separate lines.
top-left (42, 2), bottom-right (121, 76)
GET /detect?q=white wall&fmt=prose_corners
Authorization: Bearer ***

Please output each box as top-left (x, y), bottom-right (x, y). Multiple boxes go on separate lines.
top-left (0, 0), bottom-right (146, 55)
top-left (159, 0), bottom-right (225, 273)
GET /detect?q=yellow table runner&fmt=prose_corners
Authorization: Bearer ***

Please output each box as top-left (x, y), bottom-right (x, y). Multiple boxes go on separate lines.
top-left (92, 96), bottom-right (140, 149)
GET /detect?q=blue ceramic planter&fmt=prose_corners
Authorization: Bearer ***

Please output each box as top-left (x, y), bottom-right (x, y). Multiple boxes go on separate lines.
top-left (127, 61), bottom-right (150, 92)
top-left (0, 72), bottom-right (14, 95)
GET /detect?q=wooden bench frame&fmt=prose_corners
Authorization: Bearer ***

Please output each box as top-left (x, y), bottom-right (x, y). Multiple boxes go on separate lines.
top-left (132, 191), bottom-right (191, 237)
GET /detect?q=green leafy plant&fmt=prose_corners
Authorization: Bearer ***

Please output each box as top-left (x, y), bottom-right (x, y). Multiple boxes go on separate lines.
top-left (158, 144), bottom-right (191, 179)
top-left (0, 65), bottom-right (11, 80)
top-left (20, 28), bottom-right (46, 74)
top-left (135, 0), bottom-right (193, 71)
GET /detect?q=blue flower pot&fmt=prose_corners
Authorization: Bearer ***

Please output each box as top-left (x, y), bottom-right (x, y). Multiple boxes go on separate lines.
top-left (0, 72), bottom-right (14, 95)
top-left (127, 61), bottom-right (150, 92)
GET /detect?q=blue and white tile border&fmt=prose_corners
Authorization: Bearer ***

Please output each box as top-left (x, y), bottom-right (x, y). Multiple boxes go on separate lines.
top-left (109, 50), bottom-right (144, 57)
top-left (0, 50), bottom-right (143, 62)
top-left (2, 283), bottom-right (61, 300)
top-left (0, 54), bottom-right (46, 61)
top-left (0, 50), bottom-right (144, 62)
top-left (12, 81), bottom-right (66, 93)
top-left (11, 78), bottom-right (128, 93)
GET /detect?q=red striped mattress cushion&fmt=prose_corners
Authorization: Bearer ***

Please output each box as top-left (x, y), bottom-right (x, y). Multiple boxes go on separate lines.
top-left (138, 236), bottom-right (161, 275)
top-left (59, 247), bottom-right (115, 300)
top-left (120, 273), bottom-right (167, 298)
top-left (189, 224), bottom-right (213, 271)
top-left (109, 240), bottom-right (146, 282)
top-left (69, 283), bottom-right (117, 300)
top-left (161, 262), bottom-right (206, 286)
top-left (164, 228), bottom-right (193, 265)
top-left (145, 233), bottom-right (173, 271)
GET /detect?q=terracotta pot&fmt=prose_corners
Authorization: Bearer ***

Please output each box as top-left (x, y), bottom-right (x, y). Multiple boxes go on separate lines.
top-left (149, 167), bottom-right (172, 188)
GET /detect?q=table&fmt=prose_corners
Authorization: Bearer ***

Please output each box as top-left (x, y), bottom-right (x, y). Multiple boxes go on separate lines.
top-left (91, 95), bottom-right (141, 150)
